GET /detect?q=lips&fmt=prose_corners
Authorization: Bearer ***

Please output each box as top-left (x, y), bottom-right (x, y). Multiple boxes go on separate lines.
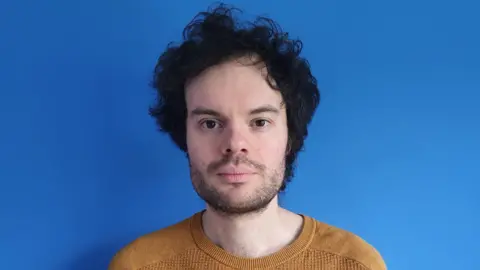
top-left (216, 172), bottom-right (255, 183)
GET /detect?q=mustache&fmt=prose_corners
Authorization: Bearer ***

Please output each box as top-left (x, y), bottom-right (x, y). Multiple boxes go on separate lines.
top-left (207, 154), bottom-right (266, 173)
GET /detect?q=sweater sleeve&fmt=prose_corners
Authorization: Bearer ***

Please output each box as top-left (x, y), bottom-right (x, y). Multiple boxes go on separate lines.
top-left (108, 242), bottom-right (138, 270)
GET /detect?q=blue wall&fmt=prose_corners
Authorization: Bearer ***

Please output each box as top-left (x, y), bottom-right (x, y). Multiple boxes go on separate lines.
top-left (1, 0), bottom-right (479, 269)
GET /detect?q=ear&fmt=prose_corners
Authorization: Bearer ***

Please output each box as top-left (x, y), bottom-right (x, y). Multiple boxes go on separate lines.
top-left (286, 139), bottom-right (292, 155)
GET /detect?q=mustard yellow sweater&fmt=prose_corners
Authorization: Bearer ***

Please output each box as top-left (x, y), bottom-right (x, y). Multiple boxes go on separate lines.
top-left (109, 211), bottom-right (386, 269)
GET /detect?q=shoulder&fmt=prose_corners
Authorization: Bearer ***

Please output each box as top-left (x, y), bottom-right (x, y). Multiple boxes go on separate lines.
top-left (307, 216), bottom-right (387, 270)
top-left (108, 213), bottom-right (197, 270)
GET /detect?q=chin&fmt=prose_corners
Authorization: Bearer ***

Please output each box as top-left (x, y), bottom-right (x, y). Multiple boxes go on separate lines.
top-left (214, 194), bottom-right (274, 215)
top-left (218, 181), bottom-right (260, 195)
top-left (214, 180), bottom-right (253, 193)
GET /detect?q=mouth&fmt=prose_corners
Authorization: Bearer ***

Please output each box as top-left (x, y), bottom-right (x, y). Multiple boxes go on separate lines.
top-left (216, 172), bottom-right (255, 183)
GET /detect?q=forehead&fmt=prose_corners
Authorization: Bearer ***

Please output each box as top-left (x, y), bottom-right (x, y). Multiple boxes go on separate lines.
top-left (185, 60), bottom-right (284, 110)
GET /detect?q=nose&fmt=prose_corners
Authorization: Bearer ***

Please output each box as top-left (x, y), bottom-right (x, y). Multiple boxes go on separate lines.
top-left (221, 125), bottom-right (249, 156)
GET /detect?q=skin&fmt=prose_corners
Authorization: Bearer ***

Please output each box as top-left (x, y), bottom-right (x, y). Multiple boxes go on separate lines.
top-left (185, 57), bottom-right (303, 258)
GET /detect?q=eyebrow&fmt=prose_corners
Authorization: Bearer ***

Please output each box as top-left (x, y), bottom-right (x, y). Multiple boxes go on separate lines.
top-left (190, 105), bottom-right (280, 117)
top-left (190, 107), bottom-right (221, 117)
top-left (249, 105), bottom-right (280, 115)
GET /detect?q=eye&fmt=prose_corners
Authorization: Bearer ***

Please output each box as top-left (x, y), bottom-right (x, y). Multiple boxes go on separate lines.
top-left (252, 119), bottom-right (270, 128)
top-left (201, 119), bottom-right (221, 129)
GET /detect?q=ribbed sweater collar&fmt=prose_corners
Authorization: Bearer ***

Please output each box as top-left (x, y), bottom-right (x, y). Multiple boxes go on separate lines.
top-left (190, 210), bottom-right (316, 268)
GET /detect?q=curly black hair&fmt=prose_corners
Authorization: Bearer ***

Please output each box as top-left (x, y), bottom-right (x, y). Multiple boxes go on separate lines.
top-left (148, 4), bottom-right (320, 191)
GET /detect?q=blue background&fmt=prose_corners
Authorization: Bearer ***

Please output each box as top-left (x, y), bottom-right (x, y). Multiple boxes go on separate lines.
top-left (1, 0), bottom-right (479, 269)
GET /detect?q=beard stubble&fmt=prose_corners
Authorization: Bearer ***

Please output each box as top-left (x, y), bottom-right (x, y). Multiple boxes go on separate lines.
top-left (189, 153), bottom-right (285, 216)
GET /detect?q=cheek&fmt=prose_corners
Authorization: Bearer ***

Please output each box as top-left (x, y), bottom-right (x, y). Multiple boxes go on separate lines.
top-left (257, 136), bottom-right (288, 164)
top-left (188, 148), bottom-right (207, 168)
top-left (187, 124), bottom-right (222, 154)
top-left (187, 136), bottom-right (215, 170)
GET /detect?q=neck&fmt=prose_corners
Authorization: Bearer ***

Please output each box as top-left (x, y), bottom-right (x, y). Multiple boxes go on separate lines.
top-left (201, 197), bottom-right (304, 258)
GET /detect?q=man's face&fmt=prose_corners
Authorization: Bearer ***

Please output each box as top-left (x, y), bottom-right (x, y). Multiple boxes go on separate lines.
top-left (185, 59), bottom-right (289, 215)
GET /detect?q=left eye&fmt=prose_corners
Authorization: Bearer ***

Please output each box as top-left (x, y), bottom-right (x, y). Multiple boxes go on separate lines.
top-left (253, 119), bottom-right (268, 127)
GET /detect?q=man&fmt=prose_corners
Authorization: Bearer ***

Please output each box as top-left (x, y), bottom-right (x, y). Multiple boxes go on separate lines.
top-left (109, 4), bottom-right (386, 270)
